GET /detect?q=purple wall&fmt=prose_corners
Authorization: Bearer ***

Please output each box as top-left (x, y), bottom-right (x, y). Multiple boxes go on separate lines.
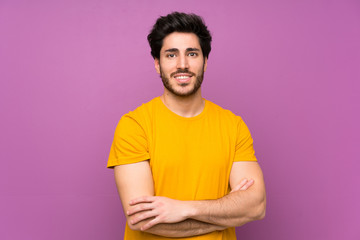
top-left (1, 0), bottom-right (359, 239)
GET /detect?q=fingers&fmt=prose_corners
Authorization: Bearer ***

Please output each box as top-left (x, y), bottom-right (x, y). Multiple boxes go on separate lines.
top-left (239, 179), bottom-right (254, 190)
top-left (129, 210), bottom-right (158, 225)
top-left (230, 178), bottom-right (255, 193)
top-left (238, 178), bottom-right (249, 190)
top-left (127, 197), bottom-right (160, 225)
top-left (129, 196), bottom-right (155, 205)
top-left (230, 178), bottom-right (248, 193)
top-left (140, 217), bottom-right (161, 231)
top-left (127, 203), bottom-right (153, 216)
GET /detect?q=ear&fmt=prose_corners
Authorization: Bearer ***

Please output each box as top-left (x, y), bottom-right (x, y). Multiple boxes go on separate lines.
top-left (203, 57), bottom-right (208, 72)
top-left (154, 58), bottom-right (160, 74)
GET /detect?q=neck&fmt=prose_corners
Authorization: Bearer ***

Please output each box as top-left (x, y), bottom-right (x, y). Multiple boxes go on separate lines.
top-left (160, 89), bottom-right (205, 118)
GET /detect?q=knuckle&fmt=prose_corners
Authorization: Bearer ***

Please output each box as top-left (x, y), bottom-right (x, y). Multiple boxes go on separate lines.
top-left (128, 219), bottom-right (139, 231)
top-left (128, 224), bottom-right (136, 230)
top-left (129, 224), bottom-right (140, 231)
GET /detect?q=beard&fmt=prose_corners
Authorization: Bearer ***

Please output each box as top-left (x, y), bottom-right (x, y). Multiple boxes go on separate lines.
top-left (160, 67), bottom-right (205, 97)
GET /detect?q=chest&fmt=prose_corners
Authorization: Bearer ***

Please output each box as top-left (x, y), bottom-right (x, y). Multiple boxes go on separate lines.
top-left (148, 118), bottom-right (236, 174)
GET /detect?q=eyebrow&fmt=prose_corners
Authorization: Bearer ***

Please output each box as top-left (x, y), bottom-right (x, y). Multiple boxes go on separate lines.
top-left (186, 48), bottom-right (200, 52)
top-left (164, 48), bottom-right (201, 53)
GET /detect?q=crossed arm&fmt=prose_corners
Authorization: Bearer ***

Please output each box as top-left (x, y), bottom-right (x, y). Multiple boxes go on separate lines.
top-left (114, 160), bottom-right (266, 238)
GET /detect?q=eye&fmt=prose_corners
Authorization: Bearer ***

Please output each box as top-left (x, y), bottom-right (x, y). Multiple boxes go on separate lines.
top-left (188, 52), bottom-right (198, 57)
top-left (167, 53), bottom-right (176, 58)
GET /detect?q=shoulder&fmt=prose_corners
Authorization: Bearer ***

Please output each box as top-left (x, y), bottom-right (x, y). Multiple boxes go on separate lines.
top-left (122, 97), bottom-right (159, 122)
top-left (205, 99), bottom-right (244, 125)
top-left (113, 97), bottom-right (159, 135)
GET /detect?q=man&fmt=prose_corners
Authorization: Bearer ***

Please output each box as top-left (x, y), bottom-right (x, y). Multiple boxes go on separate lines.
top-left (107, 12), bottom-right (266, 239)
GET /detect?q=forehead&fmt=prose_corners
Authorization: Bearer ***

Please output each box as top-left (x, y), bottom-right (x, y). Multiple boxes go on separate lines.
top-left (161, 32), bottom-right (201, 51)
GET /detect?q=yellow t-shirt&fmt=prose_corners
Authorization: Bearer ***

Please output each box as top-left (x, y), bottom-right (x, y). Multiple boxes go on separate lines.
top-left (108, 97), bottom-right (257, 240)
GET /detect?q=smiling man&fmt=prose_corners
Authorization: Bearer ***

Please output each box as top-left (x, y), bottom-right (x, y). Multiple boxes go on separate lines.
top-left (157, 33), bottom-right (205, 98)
top-left (107, 12), bottom-right (266, 240)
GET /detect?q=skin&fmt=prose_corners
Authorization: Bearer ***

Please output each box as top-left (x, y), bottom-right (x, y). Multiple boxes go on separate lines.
top-left (127, 162), bottom-right (265, 231)
top-left (155, 32), bottom-right (208, 118)
top-left (114, 32), bottom-right (266, 237)
top-left (157, 33), bottom-right (206, 98)
top-left (114, 163), bottom-right (255, 237)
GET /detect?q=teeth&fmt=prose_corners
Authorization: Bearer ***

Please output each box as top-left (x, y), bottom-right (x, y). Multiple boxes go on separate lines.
top-left (175, 76), bottom-right (190, 79)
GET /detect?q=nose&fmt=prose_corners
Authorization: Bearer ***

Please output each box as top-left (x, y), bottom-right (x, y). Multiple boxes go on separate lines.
top-left (176, 54), bottom-right (189, 69)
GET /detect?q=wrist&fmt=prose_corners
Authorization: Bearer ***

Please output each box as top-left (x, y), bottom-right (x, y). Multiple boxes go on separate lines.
top-left (183, 201), bottom-right (199, 219)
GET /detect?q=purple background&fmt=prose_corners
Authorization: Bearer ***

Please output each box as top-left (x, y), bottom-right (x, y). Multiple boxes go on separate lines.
top-left (1, 0), bottom-right (359, 239)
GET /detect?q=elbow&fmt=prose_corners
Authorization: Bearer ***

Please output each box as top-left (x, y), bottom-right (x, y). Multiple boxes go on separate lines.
top-left (231, 192), bottom-right (266, 227)
top-left (240, 197), bottom-right (266, 225)
top-left (253, 197), bottom-right (266, 221)
top-left (229, 203), bottom-right (266, 227)
top-left (256, 202), bottom-right (266, 220)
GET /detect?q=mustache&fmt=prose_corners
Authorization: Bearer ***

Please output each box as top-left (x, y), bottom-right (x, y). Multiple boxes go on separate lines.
top-left (170, 69), bottom-right (195, 77)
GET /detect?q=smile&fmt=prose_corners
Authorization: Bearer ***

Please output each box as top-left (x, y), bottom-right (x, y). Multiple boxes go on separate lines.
top-left (175, 75), bottom-right (191, 79)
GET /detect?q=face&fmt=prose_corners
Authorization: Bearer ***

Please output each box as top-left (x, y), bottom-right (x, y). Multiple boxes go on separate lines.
top-left (155, 32), bottom-right (208, 97)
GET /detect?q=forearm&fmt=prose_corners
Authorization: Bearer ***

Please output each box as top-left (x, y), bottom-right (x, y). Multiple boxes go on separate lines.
top-left (128, 178), bottom-right (266, 230)
top-left (144, 219), bottom-right (225, 237)
top-left (187, 188), bottom-right (266, 227)
top-left (126, 198), bottom-right (225, 237)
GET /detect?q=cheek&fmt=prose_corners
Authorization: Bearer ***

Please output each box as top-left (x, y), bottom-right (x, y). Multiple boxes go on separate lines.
top-left (194, 63), bottom-right (205, 72)
top-left (160, 62), bottom-right (176, 74)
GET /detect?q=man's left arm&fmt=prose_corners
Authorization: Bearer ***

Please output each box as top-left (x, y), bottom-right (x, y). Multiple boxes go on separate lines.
top-left (189, 161), bottom-right (266, 227)
top-left (128, 161), bottom-right (266, 230)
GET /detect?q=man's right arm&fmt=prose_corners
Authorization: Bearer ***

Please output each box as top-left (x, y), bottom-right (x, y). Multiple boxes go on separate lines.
top-left (114, 161), bottom-right (225, 238)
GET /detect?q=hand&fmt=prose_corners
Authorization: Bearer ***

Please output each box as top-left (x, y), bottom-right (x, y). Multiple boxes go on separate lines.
top-left (128, 196), bottom-right (189, 231)
top-left (230, 178), bottom-right (254, 193)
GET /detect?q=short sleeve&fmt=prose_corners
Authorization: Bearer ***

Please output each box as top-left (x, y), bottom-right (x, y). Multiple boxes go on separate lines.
top-left (107, 114), bottom-right (150, 168)
top-left (234, 117), bottom-right (257, 162)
